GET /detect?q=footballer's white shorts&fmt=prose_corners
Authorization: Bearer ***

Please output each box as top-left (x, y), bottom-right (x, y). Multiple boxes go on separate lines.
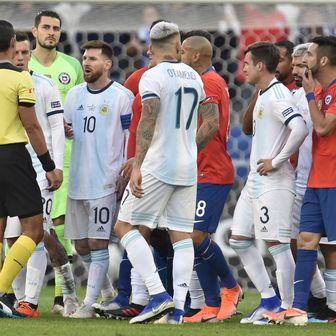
top-left (231, 186), bottom-right (294, 243)
top-left (292, 187), bottom-right (336, 244)
top-left (5, 181), bottom-right (53, 238)
top-left (65, 193), bottom-right (116, 240)
top-left (118, 172), bottom-right (196, 233)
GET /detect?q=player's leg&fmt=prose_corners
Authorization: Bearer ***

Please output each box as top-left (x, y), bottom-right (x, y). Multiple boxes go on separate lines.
top-left (115, 176), bottom-right (174, 324)
top-left (229, 187), bottom-right (279, 324)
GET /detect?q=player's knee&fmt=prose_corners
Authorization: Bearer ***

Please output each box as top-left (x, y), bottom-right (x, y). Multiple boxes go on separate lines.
top-left (297, 232), bottom-right (320, 250)
top-left (114, 219), bottom-right (133, 239)
top-left (191, 230), bottom-right (207, 247)
top-left (229, 238), bottom-right (253, 251)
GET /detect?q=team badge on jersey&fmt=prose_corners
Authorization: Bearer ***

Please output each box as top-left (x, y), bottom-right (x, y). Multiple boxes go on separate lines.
top-left (58, 72), bottom-right (71, 85)
top-left (258, 105), bottom-right (264, 119)
top-left (100, 104), bottom-right (109, 116)
top-left (324, 94), bottom-right (332, 105)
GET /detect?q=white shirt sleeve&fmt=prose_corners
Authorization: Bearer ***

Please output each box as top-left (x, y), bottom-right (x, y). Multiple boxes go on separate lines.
top-left (139, 69), bottom-right (162, 102)
top-left (64, 88), bottom-right (75, 125)
top-left (45, 83), bottom-right (65, 170)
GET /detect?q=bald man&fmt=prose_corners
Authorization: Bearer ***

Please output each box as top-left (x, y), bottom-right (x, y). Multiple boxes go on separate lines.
top-left (181, 32), bottom-right (242, 323)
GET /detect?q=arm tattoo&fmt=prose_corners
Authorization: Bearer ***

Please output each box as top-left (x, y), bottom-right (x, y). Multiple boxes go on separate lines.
top-left (196, 103), bottom-right (219, 151)
top-left (134, 98), bottom-right (161, 167)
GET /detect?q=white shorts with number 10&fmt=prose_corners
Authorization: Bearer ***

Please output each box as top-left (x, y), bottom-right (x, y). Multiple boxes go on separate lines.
top-left (118, 172), bottom-right (196, 233)
top-left (231, 186), bottom-right (294, 243)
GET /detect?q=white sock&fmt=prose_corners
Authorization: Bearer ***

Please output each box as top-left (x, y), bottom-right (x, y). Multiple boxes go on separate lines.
top-left (25, 242), bottom-right (48, 305)
top-left (131, 268), bottom-right (149, 306)
top-left (189, 270), bottom-right (205, 309)
top-left (121, 230), bottom-right (165, 296)
top-left (173, 239), bottom-right (194, 311)
top-left (84, 249), bottom-right (109, 306)
top-left (100, 273), bottom-right (116, 301)
top-left (324, 269), bottom-right (336, 312)
top-left (54, 262), bottom-right (76, 301)
top-left (230, 239), bottom-right (275, 298)
top-left (12, 267), bottom-right (27, 302)
top-left (311, 265), bottom-right (326, 298)
top-left (268, 244), bottom-right (294, 309)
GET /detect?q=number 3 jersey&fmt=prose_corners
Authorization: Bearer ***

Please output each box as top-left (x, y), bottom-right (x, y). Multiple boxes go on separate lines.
top-left (247, 79), bottom-right (300, 198)
top-left (64, 81), bottom-right (133, 199)
top-left (139, 61), bottom-right (205, 186)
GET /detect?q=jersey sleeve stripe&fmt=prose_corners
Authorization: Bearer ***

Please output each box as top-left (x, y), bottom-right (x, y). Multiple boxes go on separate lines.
top-left (142, 93), bottom-right (159, 101)
top-left (120, 113), bottom-right (132, 130)
top-left (18, 102), bottom-right (35, 107)
top-left (284, 113), bottom-right (302, 126)
top-left (46, 109), bottom-right (64, 117)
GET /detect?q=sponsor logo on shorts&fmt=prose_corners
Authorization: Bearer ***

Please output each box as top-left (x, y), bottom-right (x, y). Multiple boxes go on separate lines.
top-left (51, 101), bottom-right (61, 109)
top-left (261, 226), bottom-right (268, 233)
top-left (177, 283), bottom-right (188, 288)
top-left (97, 226), bottom-right (105, 232)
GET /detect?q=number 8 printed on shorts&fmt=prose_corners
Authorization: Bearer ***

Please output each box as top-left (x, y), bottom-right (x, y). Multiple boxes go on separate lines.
top-left (196, 200), bottom-right (207, 217)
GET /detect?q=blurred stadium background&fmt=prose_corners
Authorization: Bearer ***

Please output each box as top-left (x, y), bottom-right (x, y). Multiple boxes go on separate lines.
top-left (1, 0), bottom-right (332, 290)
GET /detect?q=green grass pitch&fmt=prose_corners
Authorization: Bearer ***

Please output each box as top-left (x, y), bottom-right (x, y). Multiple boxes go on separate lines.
top-left (1, 287), bottom-right (334, 336)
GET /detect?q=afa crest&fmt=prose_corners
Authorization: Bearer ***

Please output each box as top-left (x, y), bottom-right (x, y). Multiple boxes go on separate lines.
top-left (258, 106), bottom-right (264, 119)
top-left (100, 104), bottom-right (109, 116)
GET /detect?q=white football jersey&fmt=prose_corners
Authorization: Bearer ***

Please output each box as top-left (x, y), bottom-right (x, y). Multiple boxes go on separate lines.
top-left (26, 71), bottom-right (64, 183)
top-left (139, 61), bottom-right (205, 186)
top-left (293, 87), bottom-right (313, 192)
top-left (247, 79), bottom-right (301, 197)
top-left (64, 81), bottom-right (133, 199)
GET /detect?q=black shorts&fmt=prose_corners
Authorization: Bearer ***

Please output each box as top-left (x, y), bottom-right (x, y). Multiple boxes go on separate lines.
top-left (0, 143), bottom-right (43, 218)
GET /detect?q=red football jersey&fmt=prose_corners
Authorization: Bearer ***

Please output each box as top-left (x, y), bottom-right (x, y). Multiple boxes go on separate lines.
top-left (308, 80), bottom-right (336, 187)
top-left (127, 93), bottom-right (141, 159)
top-left (198, 68), bottom-right (234, 184)
top-left (124, 67), bottom-right (148, 96)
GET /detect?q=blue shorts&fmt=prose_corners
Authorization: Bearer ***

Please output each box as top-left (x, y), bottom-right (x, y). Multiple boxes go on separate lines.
top-left (300, 187), bottom-right (336, 241)
top-left (194, 183), bottom-right (232, 234)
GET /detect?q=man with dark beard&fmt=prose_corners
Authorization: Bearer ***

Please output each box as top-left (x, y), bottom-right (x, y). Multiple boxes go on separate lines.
top-left (29, 10), bottom-right (84, 314)
top-left (63, 40), bottom-right (133, 318)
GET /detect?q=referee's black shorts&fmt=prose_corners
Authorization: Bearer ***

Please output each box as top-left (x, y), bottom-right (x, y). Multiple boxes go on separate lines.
top-left (0, 143), bottom-right (43, 218)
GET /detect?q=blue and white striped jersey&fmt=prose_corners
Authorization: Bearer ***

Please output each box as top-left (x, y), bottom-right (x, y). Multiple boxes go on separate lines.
top-left (247, 78), bottom-right (300, 197)
top-left (26, 71), bottom-right (64, 183)
top-left (139, 61), bottom-right (205, 186)
top-left (64, 81), bottom-right (133, 199)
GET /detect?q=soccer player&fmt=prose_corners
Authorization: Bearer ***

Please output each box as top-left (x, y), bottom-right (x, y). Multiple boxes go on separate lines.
top-left (3, 31), bottom-right (77, 318)
top-left (266, 36), bottom-right (336, 326)
top-left (0, 20), bottom-right (60, 317)
top-left (114, 21), bottom-right (217, 324)
top-left (63, 40), bottom-right (133, 318)
top-left (229, 42), bottom-right (308, 324)
top-left (29, 10), bottom-right (84, 313)
top-left (180, 31), bottom-right (242, 323)
top-left (275, 40), bottom-right (299, 93)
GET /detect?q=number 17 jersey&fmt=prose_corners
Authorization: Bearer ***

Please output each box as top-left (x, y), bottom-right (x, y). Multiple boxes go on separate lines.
top-left (139, 61), bottom-right (205, 186)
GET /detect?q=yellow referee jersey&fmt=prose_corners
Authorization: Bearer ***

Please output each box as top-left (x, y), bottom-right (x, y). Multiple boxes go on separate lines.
top-left (0, 62), bottom-right (36, 145)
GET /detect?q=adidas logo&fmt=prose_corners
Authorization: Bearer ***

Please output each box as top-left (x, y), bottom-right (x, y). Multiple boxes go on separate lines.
top-left (97, 226), bottom-right (105, 232)
top-left (261, 226), bottom-right (268, 233)
top-left (77, 104), bottom-right (84, 111)
top-left (177, 283), bottom-right (188, 288)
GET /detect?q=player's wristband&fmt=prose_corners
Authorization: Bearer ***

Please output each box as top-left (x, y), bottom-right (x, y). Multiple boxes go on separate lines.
top-left (38, 151), bottom-right (56, 172)
top-left (306, 92), bottom-right (315, 102)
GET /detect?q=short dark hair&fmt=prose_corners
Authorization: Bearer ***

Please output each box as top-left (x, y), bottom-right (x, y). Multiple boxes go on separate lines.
top-left (245, 41), bottom-right (280, 73)
top-left (182, 30), bottom-right (212, 42)
top-left (35, 10), bottom-right (62, 28)
top-left (311, 35), bottom-right (336, 66)
top-left (81, 40), bottom-right (113, 60)
top-left (15, 31), bottom-right (29, 43)
top-left (0, 20), bottom-right (15, 52)
top-left (274, 40), bottom-right (295, 58)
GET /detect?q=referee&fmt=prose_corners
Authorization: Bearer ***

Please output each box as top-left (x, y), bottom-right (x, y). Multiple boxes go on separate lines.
top-left (0, 20), bottom-right (60, 318)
